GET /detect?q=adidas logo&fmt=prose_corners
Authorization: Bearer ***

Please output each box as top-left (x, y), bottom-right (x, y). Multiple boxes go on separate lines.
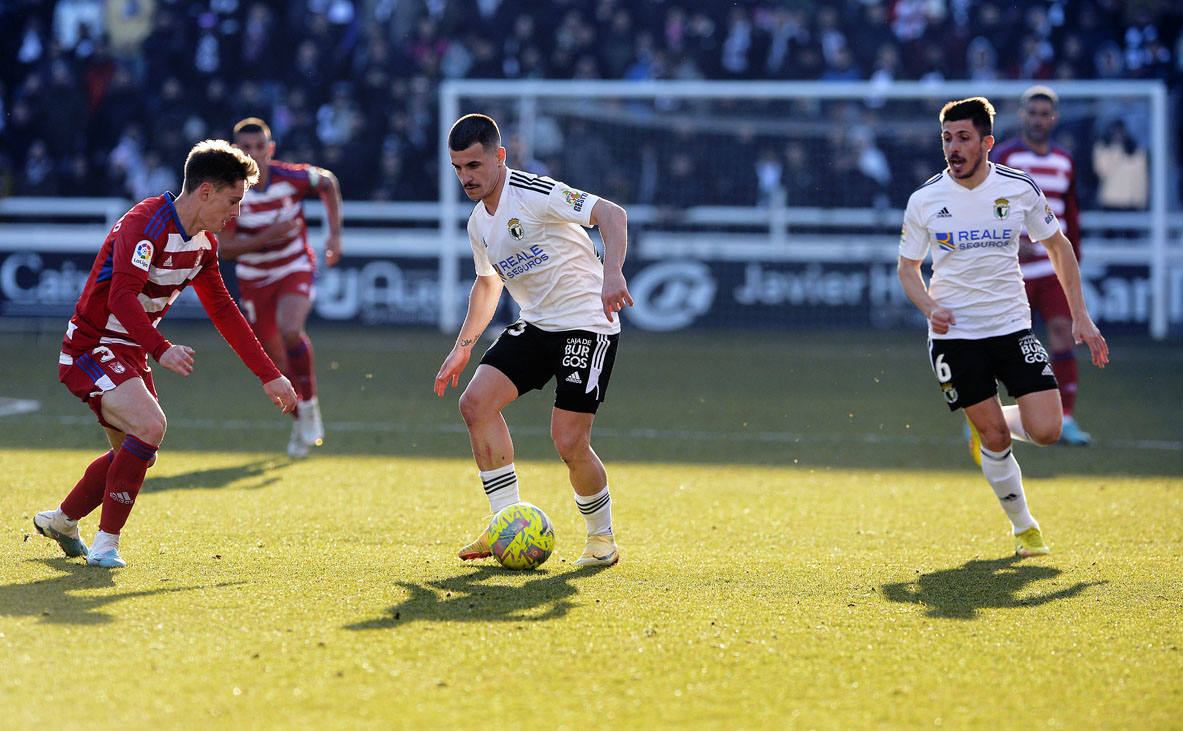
top-left (1041, 364), bottom-right (1054, 376)
top-left (163, 256), bottom-right (173, 267)
top-left (937, 207), bottom-right (952, 218)
top-left (565, 372), bottom-right (582, 384)
top-left (109, 491), bottom-right (135, 505)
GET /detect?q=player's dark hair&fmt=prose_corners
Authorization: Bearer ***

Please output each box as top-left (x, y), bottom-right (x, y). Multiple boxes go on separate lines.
top-left (939, 96), bottom-right (995, 138)
top-left (233, 116), bottom-right (272, 140)
top-left (182, 139), bottom-right (260, 193)
top-left (448, 114), bottom-right (501, 153)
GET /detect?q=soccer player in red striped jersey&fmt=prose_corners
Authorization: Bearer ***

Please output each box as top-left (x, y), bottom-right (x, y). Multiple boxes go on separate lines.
top-left (991, 86), bottom-right (1091, 445)
top-left (222, 117), bottom-right (343, 457)
top-left (34, 140), bottom-right (297, 568)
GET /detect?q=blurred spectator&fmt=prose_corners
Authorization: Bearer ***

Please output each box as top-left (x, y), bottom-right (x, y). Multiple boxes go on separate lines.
top-left (53, 0), bottom-right (103, 51)
top-left (127, 150), bottom-right (178, 200)
top-left (24, 139), bottom-right (59, 195)
top-left (1092, 118), bottom-right (1148, 210)
top-left (754, 147), bottom-right (782, 207)
top-left (105, 0), bottom-right (155, 59)
top-left (0, 0), bottom-right (1179, 209)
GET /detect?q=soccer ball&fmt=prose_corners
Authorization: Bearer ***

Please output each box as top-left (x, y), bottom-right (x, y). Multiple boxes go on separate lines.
top-left (487, 502), bottom-right (555, 570)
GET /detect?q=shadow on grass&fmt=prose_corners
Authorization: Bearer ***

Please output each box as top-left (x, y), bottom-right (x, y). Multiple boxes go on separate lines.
top-left (345, 564), bottom-right (605, 630)
top-left (0, 558), bottom-right (245, 625)
top-left (142, 459), bottom-right (292, 493)
top-left (881, 555), bottom-right (1106, 620)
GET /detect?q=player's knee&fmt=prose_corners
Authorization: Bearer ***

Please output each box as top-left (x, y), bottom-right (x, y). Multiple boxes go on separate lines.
top-left (551, 429), bottom-right (590, 463)
top-left (457, 390), bottom-right (493, 426)
top-left (279, 328), bottom-right (304, 347)
top-left (128, 414), bottom-right (166, 447)
top-left (1029, 421), bottom-right (1061, 446)
top-left (980, 424), bottom-right (1012, 452)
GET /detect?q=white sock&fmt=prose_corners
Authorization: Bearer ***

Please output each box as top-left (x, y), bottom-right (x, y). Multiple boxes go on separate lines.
top-left (980, 445), bottom-right (1037, 533)
top-left (575, 485), bottom-right (613, 536)
top-left (479, 463), bottom-right (520, 513)
top-left (1001, 404), bottom-right (1032, 443)
top-left (91, 529), bottom-right (120, 554)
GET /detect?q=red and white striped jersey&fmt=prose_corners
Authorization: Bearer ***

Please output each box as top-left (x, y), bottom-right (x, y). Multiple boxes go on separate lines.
top-left (62, 193), bottom-right (280, 383)
top-left (225, 160), bottom-right (319, 286)
top-left (991, 138), bottom-right (1081, 279)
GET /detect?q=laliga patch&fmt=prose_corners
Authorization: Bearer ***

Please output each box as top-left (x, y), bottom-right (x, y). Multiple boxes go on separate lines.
top-left (131, 240), bottom-right (154, 271)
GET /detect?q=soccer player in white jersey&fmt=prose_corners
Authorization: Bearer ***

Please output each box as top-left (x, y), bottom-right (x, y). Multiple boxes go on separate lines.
top-left (897, 97), bottom-right (1108, 557)
top-left (434, 114), bottom-right (632, 567)
top-left (992, 86), bottom-right (1091, 445)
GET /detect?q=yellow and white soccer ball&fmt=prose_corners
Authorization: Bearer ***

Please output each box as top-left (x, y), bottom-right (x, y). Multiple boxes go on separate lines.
top-left (487, 502), bottom-right (555, 570)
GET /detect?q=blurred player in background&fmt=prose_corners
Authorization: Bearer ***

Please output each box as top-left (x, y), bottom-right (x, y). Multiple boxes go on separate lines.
top-left (991, 86), bottom-right (1091, 445)
top-left (897, 97), bottom-right (1107, 558)
top-left (222, 117), bottom-right (343, 458)
top-left (434, 114), bottom-right (632, 567)
top-left (35, 140), bottom-right (297, 568)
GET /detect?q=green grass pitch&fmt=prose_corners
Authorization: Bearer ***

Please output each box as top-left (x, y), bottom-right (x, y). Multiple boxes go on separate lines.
top-left (1, 326), bottom-right (1180, 728)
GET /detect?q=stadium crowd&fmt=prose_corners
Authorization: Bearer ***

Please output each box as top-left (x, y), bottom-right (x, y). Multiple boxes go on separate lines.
top-left (1, 0), bottom-right (1180, 208)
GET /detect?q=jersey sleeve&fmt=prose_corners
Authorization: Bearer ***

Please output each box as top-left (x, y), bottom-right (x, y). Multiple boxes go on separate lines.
top-left (898, 195), bottom-right (931, 260)
top-left (1023, 188), bottom-right (1061, 243)
top-left (539, 181), bottom-right (600, 227)
top-left (468, 216), bottom-right (496, 277)
top-left (190, 258), bottom-right (282, 383)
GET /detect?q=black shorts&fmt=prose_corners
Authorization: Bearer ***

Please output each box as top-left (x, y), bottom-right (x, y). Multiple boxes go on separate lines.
top-left (480, 320), bottom-right (620, 414)
top-left (927, 329), bottom-right (1059, 411)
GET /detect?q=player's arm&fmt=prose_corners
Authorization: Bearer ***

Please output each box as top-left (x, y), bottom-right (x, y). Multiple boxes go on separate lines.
top-left (191, 260), bottom-right (298, 411)
top-left (1038, 230), bottom-right (1108, 368)
top-left (312, 166), bottom-right (344, 267)
top-left (589, 198), bottom-right (633, 322)
top-left (433, 274), bottom-right (504, 397)
top-left (897, 256), bottom-right (955, 335)
top-left (218, 218), bottom-right (302, 259)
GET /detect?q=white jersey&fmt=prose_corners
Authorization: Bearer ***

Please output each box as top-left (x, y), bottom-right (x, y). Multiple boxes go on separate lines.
top-left (900, 163), bottom-right (1061, 339)
top-left (467, 167), bottom-right (617, 334)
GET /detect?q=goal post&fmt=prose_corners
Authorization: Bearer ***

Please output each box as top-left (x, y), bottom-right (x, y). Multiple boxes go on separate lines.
top-left (438, 79), bottom-right (1175, 338)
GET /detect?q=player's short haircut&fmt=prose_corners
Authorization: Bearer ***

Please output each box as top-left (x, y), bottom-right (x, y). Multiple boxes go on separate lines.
top-left (233, 117), bottom-right (272, 140)
top-left (182, 139), bottom-right (260, 193)
top-left (939, 96), bottom-right (995, 138)
top-left (448, 114), bottom-right (501, 153)
top-left (1020, 84), bottom-right (1059, 109)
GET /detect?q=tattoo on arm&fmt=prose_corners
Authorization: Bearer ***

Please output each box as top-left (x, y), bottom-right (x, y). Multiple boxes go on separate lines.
top-left (458, 337), bottom-right (475, 347)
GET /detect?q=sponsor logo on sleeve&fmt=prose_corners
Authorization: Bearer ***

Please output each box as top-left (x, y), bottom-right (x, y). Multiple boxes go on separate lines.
top-left (562, 189), bottom-right (588, 212)
top-left (131, 240), bottom-right (154, 271)
top-left (1044, 204), bottom-right (1055, 225)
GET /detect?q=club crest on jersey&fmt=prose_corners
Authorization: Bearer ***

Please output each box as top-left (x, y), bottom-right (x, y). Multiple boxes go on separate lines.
top-left (993, 197), bottom-right (1010, 220)
top-left (507, 217), bottom-right (525, 240)
top-left (131, 240), bottom-right (153, 271)
top-left (935, 232), bottom-right (955, 252)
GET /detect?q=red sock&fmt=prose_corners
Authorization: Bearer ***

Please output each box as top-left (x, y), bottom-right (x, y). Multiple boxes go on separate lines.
top-left (286, 335), bottom-right (316, 401)
top-left (1051, 350), bottom-right (1078, 416)
top-left (97, 435), bottom-right (158, 535)
top-left (60, 450), bottom-right (114, 521)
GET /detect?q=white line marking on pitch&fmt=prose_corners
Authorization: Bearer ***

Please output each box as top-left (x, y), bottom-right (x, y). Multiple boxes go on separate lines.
top-left (0, 398), bottom-right (40, 418)
top-left (20, 413), bottom-right (1183, 452)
